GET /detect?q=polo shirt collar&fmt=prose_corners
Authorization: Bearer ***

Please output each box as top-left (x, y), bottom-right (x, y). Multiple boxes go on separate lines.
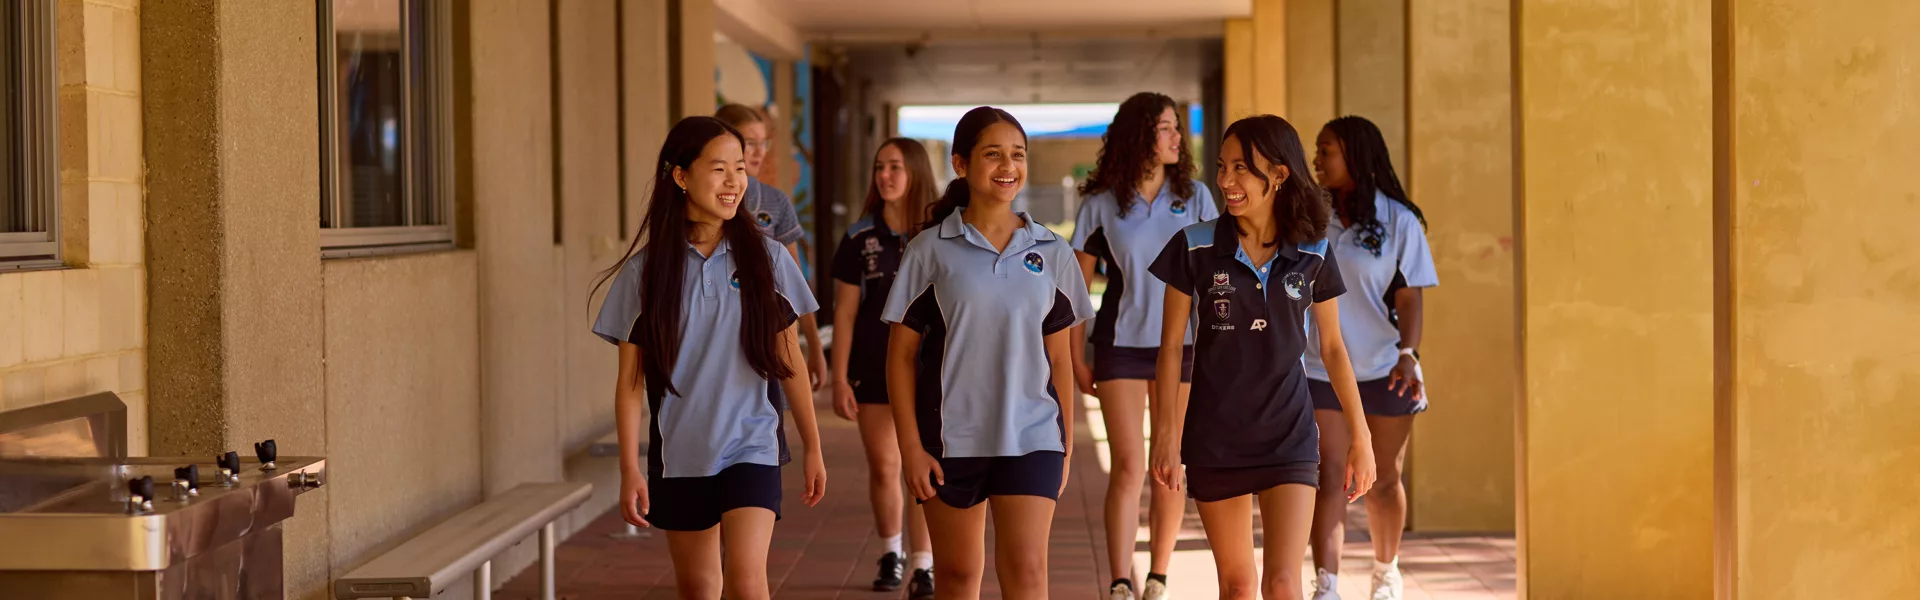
top-left (686, 235), bottom-right (732, 258)
top-left (1212, 214), bottom-right (1299, 261)
top-left (938, 209), bottom-right (1057, 247)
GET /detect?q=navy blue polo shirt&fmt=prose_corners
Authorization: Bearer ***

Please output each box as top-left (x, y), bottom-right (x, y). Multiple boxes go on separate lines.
top-left (881, 211), bottom-right (1096, 458)
top-left (1071, 181), bottom-right (1218, 348)
top-left (830, 215), bottom-right (907, 385)
top-left (1147, 216), bottom-right (1345, 468)
top-left (590, 235), bottom-right (819, 478)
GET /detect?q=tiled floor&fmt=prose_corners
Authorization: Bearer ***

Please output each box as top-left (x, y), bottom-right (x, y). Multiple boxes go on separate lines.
top-left (499, 393), bottom-right (1514, 599)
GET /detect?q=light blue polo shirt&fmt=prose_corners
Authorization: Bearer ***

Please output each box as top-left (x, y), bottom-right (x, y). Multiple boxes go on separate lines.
top-left (745, 178), bottom-right (804, 245)
top-left (1304, 191), bottom-right (1438, 381)
top-left (882, 211), bottom-right (1096, 458)
top-left (591, 235), bottom-right (819, 478)
top-left (1071, 181), bottom-right (1217, 348)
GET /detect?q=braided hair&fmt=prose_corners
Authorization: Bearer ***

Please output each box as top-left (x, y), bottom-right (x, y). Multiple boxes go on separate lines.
top-left (1323, 116), bottom-right (1424, 257)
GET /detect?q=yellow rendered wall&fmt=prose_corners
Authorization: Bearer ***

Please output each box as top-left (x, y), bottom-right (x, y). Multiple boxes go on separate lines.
top-left (1404, 0), bottom-right (1515, 534)
top-left (1516, 0), bottom-right (1714, 595)
top-left (1250, 0), bottom-right (1288, 118)
top-left (1286, 0), bottom-right (1335, 135)
top-left (1334, 0), bottom-right (1406, 178)
top-left (1728, 0), bottom-right (1920, 597)
top-left (1223, 18), bottom-right (1255, 123)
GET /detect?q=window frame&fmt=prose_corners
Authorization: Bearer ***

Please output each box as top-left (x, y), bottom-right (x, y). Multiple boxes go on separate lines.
top-left (1, 0), bottom-right (59, 270)
top-left (317, 0), bottom-right (457, 259)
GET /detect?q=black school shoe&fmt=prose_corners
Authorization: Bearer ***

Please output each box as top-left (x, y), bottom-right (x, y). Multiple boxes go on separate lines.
top-left (908, 568), bottom-right (935, 600)
top-left (873, 552), bottom-right (905, 591)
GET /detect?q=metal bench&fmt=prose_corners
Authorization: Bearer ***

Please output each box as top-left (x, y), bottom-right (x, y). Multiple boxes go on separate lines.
top-left (332, 482), bottom-right (592, 600)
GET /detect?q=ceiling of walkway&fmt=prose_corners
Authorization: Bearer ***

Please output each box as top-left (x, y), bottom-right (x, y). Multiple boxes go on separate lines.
top-left (841, 37), bottom-right (1218, 106)
top-left (773, 0), bottom-right (1249, 33)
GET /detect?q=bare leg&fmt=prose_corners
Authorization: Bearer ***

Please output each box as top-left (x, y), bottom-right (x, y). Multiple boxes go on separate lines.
top-left (664, 526), bottom-right (723, 600)
top-left (1256, 485), bottom-right (1317, 600)
top-left (1195, 495), bottom-right (1257, 600)
top-left (858, 409), bottom-right (906, 538)
top-left (1145, 383), bottom-right (1191, 577)
top-left (718, 508), bottom-right (777, 600)
top-left (989, 495), bottom-right (1058, 600)
top-left (1308, 409), bottom-right (1350, 574)
top-left (1362, 415), bottom-right (1415, 563)
top-left (909, 498), bottom-right (932, 554)
top-left (923, 497), bottom-right (990, 600)
top-left (1098, 379), bottom-right (1151, 583)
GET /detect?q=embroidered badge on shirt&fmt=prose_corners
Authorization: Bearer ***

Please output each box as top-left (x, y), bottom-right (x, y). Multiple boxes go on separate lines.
top-left (1023, 252), bottom-right (1045, 274)
top-left (755, 211), bottom-right (774, 228)
top-left (863, 236), bottom-right (882, 254)
top-left (1282, 272), bottom-right (1308, 300)
top-left (1251, 319), bottom-right (1268, 331)
top-left (1170, 198), bottom-right (1188, 215)
top-left (1208, 270), bottom-right (1237, 296)
top-left (729, 271), bottom-right (742, 290)
top-left (1210, 299), bottom-right (1235, 330)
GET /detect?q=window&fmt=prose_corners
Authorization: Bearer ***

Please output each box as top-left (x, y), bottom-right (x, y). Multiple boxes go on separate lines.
top-left (1, 1), bottom-right (58, 267)
top-left (319, 0), bottom-right (454, 257)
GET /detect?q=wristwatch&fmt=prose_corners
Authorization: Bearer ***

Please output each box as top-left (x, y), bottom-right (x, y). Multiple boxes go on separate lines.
top-left (1398, 347), bottom-right (1420, 362)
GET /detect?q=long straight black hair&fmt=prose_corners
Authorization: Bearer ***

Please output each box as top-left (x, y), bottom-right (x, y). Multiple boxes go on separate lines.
top-left (1221, 115), bottom-right (1331, 247)
top-left (1080, 92), bottom-right (1196, 216)
top-left (594, 116), bottom-right (792, 394)
top-left (922, 107), bottom-right (1027, 231)
top-left (1322, 115), bottom-right (1424, 256)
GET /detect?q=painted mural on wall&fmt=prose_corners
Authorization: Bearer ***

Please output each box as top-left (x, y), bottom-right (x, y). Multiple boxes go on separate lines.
top-left (715, 39), bottom-right (815, 278)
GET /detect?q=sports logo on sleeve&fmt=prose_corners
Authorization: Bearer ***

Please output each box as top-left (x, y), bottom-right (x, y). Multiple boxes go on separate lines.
top-left (1208, 270), bottom-right (1237, 296)
top-left (1023, 252), bottom-right (1045, 274)
top-left (1282, 272), bottom-right (1308, 300)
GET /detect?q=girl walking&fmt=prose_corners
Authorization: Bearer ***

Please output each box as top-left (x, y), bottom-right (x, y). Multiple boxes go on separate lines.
top-left (594, 116), bottom-right (827, 600)
top-left (1148, 115), bottom-right (1376, 600)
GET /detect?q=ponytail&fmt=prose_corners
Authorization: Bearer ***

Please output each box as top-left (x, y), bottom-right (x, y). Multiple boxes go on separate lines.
top-left (924, 178), bottom-right (971, 231)
top-left (924, 106), bottom-right (1028, 231)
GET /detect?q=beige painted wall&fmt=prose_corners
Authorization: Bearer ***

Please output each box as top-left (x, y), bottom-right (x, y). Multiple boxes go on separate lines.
top-left (625, 0), bottom-right (672, 238)
top-left (1250, 0), bottom-right (1287, 118)
top-left (1, 0), bottom-right (148, 457)
top-left (1335, 0), bottom-right (1407, 177)
top-left (1286, 0), bottom-right (1335, 137)
top-left (1222, 18), bottom-right (1254, 123)
top-left (1729, 1), bottom-right (1920, 596)
top-left (675, 0), bottom-right (717, 120)
top-left (1404, 0), bottom-right (1515, 534)
top-left (1516, 0), bottom-right (1714, 595)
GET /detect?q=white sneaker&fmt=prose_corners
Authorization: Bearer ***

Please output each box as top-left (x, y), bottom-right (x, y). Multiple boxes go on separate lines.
top-left (1370, 563), bottom-right (1403, 600)
top-left (1109, 581), bottom-right (1137, 600)
top-left (1142, 578), bottom-right (1169, 600)
top-left (1311, 568), bottom-right (1340, 600)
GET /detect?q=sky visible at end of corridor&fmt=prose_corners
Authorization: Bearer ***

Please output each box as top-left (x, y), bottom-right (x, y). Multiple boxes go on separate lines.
top-left (898, 103), bottom-right (1204, 141)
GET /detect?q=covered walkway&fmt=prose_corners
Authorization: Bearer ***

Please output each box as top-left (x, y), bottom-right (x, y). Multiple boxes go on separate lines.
top-left (499, 393), bottom-right (1514, 599)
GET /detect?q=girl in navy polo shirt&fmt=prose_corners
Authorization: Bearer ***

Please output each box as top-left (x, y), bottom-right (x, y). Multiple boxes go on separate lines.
top-left (1147, 115), bottom-right (1377, 600)
top-left (592, 116), bottom-right (826, 600)
top-left (1069, 92), bottom-right (1216, 600)
top-left (829, 137), bottom-right (938, 597)
top-left (884, 107), bottom-right (1095, 599)
top-left (1303, 116), bottom-right (1440, 600)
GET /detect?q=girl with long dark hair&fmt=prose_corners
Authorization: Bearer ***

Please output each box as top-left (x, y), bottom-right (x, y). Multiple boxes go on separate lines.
top-left (1303, 116), bottom-right (1438, 600)
top-left (715, 104), bottom-right (829, 401)
top-left (829, 137), bottom-right (938, 598)
top-left (883, 107), bottom-right (1094, 600)
top-left (592, 116), bottom-right (827, 600)
top-left (1070, 92), bottom-right (1216, 600)
top-left (1147, 115), bottom-right (1376, 600)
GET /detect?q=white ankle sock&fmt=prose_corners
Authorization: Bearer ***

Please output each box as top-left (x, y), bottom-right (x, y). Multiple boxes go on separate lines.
top-left (1375, 556), bottom-right (1399, 572)
top-left (883, 534), bottom-right (904, 557)
top-left (1316, 568), bottom-right (1337, 587)
top-left (910, 551), bottom-right (933, 571)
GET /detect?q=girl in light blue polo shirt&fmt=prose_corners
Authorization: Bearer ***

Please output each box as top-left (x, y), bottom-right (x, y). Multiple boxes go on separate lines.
top-left (1069, 91), bottom-right (1216, 600)
top-left (1303, 115), bottom-right (1439, 600)
top-left (591, 116), bottom-right (826, 600)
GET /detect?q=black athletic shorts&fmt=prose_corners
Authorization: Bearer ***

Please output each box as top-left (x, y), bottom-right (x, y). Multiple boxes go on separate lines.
top-left (1184, 461), bottom-right (1320, 503)
top-left (646, 463), bottom-right (782, 531)
top-left (1093, 344), bottom-right (1194, 382)
top-left (1308, 377), bottom-right (1427, 416)
top-left (851, 375), bottom-right (890, 405)
top-left (923, 450), bottom-right (1066, 509)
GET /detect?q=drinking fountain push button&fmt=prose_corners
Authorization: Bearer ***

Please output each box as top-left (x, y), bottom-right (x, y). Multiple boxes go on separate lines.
top-left (254, 439), bottom-right (278, 471)
top-left (216, 451), bottom-right (242, 486)
top-left (172, 464), bottom-right (200, 500)
top-left (127, 476), bottom-right (155, 513)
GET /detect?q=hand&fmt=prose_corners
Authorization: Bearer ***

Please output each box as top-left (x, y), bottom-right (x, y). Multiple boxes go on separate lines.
top-left (1388, 355), bottom-right (1424, 401)
top-left (903, 446), bottom-right (944, 502)
top-left (802, 453), bottom-right (827, 507)
top-left (1345, 440), bottom-right (1378, 503)
top-left (1073, 360), bottom-right (1095, 395)
top-left (831, 380), bottom-right (859, 421)
top-left (807, 353), bottom-right (828, 391)
top-left (1150, 436), bottom-right (1182, 491)
top-left (619, 470), bottom-right (651, 528)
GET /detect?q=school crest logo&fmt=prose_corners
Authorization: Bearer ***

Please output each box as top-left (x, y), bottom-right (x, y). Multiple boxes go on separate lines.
top-left (728, 271), bottom-right (742, 290)
top-left (1282, 272), bottom-right (1308, 300)
top-left (1170, 198), bottom-right (1188, 215)
top-left (1023, 252), bottom-right (1045, 274)
top-left (864, 255), bottom-right (879, 275)
top-left (863, 236), bottom-right (882, 254)
top-left (1210, 299), bottom-right (1235, 330)
top-left (1208, 270), bottom-right (1236, 296)
top-left (755, 211), bottom-right (774, 228)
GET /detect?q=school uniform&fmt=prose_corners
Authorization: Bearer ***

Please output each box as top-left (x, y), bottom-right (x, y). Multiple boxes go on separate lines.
top-left (829, 215), bottom-right (908, 405)
top-left (591, 235), bottom-right (819, 531)
top-left (746, 178), bottom-right (805, 245)
top-left (881, 211), bottom-right (1095, 509)
top-left (1071, 181), bottom-right (1217, 382)
top-left (1147, 216), bottom-right (1346, 502)
top-left (1303, 191), bottom-right (1438, 416)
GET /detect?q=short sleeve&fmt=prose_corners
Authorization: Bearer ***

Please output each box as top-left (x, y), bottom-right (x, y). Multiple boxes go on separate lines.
top-left (881, 237), bottom-right (933, 325)
top-left (592, 255), bottom-right (646, 345)
top-left (1148, 232), bottom-right (1195, 296)
top-left (754, 181), bottom-right (805, 245)
top-left (831, 232), bottom-right (863, 285)
top-left (1048, 244), bottom-right (1096, 326)
top-left (769, 238), bottom-right (819, 316)
top-left (1311, 248), bottom-right (1347, 304)
top-left (1041, 291), bottom-right (1079, 335)
top-left (1394, 210), bottom-right (1440, 288)
top-left (1192, 183), bottom-right (1220, 222)
top-left (1069, 194), bottom-right (1104, 251)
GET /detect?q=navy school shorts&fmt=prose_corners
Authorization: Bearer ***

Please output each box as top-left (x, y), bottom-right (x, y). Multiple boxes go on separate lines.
top-left (922, 450), bottom-right (1067, 509)
top-left (1184, 461), bottom-right (1320, 503)
top-left (851, 375), bottom-right (890, 406)
top-left (1308, 376), bottom-right (1427, 416)
top-left (1093, 344), bottom-right (1194, 383)
top-left (645, 463), bottom-right (782, 531)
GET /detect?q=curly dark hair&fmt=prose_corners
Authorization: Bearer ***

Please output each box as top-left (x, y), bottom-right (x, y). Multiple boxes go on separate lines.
top-left (1078, 92), bottom-right (1195, 217)
top-left (1222, 115), bottom-right (1330, 247)
top-left (1322, 115), bottom-right (1424, 257)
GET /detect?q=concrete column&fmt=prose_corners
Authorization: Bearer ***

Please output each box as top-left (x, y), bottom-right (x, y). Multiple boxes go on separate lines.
top-left (1724, 1), bottom-right (1920, 597)
top-left (1287, 0), bottom-right (1335, 133)
top-left (141, 0), bottom-right (330, 595)
top-left (1403, 0), bottom-right (1515, 534)
top-left (1515, 0), bottom-right (1715, 595)
top-left (1221, 0), bottom-right (1296, 124)
top-left (1335, 0), bottom-right (1406, 176)
top-left (1222, 18), bottom-right (1255, 122)
top-left (671, 0), bottom-right (717, 120)
top-left (624, 0), bottom-right (672, 236)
